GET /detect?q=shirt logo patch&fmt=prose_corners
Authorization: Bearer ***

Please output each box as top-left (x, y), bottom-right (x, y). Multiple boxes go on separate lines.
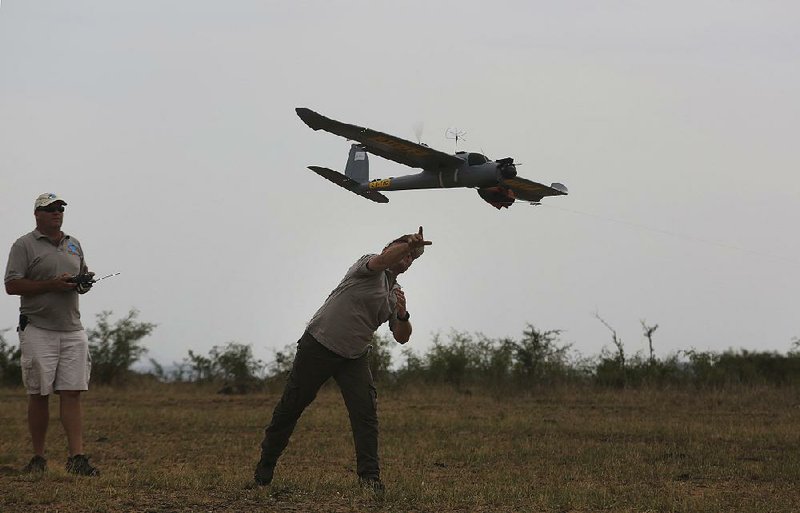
top-left (66, 241), bottom-right (80, 256)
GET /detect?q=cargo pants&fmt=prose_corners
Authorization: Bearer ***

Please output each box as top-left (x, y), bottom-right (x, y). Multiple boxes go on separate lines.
top-left (259, 331), bottom-right (380, 479)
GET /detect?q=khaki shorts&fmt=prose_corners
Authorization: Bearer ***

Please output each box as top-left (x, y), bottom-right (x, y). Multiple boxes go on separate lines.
top-left (19, 325), bottom-right (91, 396)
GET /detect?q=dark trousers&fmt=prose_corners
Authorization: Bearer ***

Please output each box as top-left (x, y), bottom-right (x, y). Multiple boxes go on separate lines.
top-left (259, 331), bottom-right (380, 479)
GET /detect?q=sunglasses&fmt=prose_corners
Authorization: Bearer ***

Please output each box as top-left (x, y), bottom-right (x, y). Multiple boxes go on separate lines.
top-left (37, 204), bottom-right (65, 213)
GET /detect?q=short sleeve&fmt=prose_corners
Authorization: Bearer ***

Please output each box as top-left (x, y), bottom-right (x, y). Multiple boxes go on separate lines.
top-left (350, 254), bottom-right (379, 278)
top-left (4, 241), bottom-right (28, 283)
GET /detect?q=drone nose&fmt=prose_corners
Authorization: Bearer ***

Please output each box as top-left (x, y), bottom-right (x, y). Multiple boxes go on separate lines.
top-left (497, 157), bottom-right (517, 179)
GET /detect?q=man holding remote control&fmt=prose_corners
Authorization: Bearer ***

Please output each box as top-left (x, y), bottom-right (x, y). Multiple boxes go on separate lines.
top-left (4, 193), bottom-right (99, 476)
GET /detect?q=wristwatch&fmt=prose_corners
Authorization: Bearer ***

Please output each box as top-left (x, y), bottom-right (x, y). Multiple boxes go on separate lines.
top-left (397, 311), bottom-right (411, 322)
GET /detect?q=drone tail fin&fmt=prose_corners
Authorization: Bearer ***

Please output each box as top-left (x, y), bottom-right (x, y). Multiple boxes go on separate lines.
top-left (308, 166), bottom-right (388, 203)
top-left (344, 144), bottom-right (369, 183)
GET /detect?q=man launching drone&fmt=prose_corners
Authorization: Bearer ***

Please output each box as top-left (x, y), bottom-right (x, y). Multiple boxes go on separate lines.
top-left (254, 227), bottom-right (432, 492)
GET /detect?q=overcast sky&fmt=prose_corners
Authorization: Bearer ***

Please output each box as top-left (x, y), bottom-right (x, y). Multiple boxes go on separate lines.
top-left (2, 1), bottom-right (798, 368)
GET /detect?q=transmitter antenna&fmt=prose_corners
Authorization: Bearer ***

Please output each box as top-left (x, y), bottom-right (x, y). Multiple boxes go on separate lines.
top-left (445, 127), bottom-right (467, 151)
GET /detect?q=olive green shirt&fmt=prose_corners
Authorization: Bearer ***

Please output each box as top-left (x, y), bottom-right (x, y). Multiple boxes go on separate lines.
top-left (307, 254), bottom-right (400, 358)
top-left (4, 230), bottom-right (86, 331)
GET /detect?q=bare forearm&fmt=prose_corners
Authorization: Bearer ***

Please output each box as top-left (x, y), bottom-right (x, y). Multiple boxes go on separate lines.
top-left (5, 278), bottom-right (71, 296)
top-left (368, 242), bottom-right (413, 271)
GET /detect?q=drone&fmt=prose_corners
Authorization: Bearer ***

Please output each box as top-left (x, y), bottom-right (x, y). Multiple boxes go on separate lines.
top-left (296, 108), bottom-right (568, 209)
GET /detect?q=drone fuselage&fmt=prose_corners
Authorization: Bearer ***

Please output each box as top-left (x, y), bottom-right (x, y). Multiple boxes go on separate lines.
top-left (359, 157), bottom-right (509, 194)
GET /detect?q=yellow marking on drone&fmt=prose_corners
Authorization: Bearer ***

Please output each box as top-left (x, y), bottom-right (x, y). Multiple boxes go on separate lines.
top-left (370, 135), bottom-right (429, 156)
top-left (368, 178), bottom-right (392, 189)
top-left (508, 179), bottom-right (543, 191)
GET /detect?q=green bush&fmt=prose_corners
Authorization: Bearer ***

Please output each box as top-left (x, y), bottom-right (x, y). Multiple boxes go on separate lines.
top-left (392, 326), bottom-right (800, 389)
top-left (396, 326), bottom-right (576, 390)
top-left (267, 343), bottom-right (296, 379)
top-left (713, 349), bottom-right (800, 386)
top-left (368, 332), bottom-right (394, 382)
top-left (88, 309), bottom-right (156, 385)
top-left (183, 342), bottom-right (265, 393)
top-left (424, 331), bottom-right (481, 388)
top-left (87, 313), bottom-right (799, 391)
top-left (594, 353), bottom-right (627, 388)
top-left (0, 328), bottom-right (21, 386)
top-left (507, 325), bottom-right (572, 384)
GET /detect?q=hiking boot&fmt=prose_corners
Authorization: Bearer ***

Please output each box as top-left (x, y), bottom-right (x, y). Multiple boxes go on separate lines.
top-left (254, 458), bottom-right (275, 486)
top-left (22, 455), bottom-right (47, 474)
top-left (66, 454), bottom-right (100, 476)
top-left (359, 476), bottom-right (385, 495)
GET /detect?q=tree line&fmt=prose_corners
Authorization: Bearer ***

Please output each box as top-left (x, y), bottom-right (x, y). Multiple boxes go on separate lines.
top-left (2, 309), bottom-right (799, 391)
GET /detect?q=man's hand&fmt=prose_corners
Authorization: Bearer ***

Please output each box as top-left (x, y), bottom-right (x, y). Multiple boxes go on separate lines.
top-left (407, 226), bottom-right (432, 259)
top-left (369, 227), bottom-right (433, 272)
top-left (391, 288), bottom-right (412, 343)
top-left (70, 271), bottom-right (95, 294)
top-left (53, 273), bottom-right (78, 292)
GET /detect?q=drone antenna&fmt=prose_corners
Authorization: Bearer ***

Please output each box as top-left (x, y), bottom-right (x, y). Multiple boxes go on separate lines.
top-left (445, 127), bottom-right (467, 151)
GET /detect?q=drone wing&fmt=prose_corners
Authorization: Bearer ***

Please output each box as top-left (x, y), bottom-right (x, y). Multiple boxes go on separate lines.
top-left (297, 108), bottom-right (463, 171)
top-left (503, 176), bottom-right (569, 203)
top-left (308, 166), bottom-right (389, 203)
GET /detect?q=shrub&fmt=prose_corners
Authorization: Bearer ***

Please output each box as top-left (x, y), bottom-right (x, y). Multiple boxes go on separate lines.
top-left (594, 352), bottom-right (627, 388)
top-left (368, 332), bottom-right (394, 382)
top-left (396, 326), bottom-right (575, 390)
top-left (88, 309), bottom-right (156, 385)
top-left (185, 349), bottom-right (215, 382)
top-left (212, 342), bottom-right (265, 393)
top-left (478, 335), bottom-right (513, 384)
top-left (265, 343), bottom-right (295, 384)
top-left (183, 342), bottom-right (266, 393)
top-left (714, 349), bottom-right (800, 386)
top-left (0, 328), bottom-right (22, 386)
top-left (507, 325), bottom-right (571, 384)
top-left (424, 331), bottom-right (481, 388)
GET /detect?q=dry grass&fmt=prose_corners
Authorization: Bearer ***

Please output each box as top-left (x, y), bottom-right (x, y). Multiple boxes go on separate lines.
top-left (0, 383), bottom-right (798, 512)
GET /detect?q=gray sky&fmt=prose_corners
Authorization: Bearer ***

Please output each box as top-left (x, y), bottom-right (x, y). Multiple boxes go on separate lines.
top-left (2, 1), bottom-right (798, 367)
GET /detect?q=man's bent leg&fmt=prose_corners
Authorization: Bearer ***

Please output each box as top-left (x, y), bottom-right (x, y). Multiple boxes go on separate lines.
top-left (335, 354), bottom-right (380, 480)
top-left (59, 391), bottom-right (83, 456)
top-left (258, 332), bottom-right (343, 477)
top-left (28, 394), bottom-right (49, 457)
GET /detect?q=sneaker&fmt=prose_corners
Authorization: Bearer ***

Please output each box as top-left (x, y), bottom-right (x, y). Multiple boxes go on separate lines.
top-left (22, 455), bottom-right (47, 474)
top-left (254, 458), bottom-right (275, 486)
top-left (66, 454), bottom-right (100, 476)
top-left (359, 476), bottom-right (385, 495)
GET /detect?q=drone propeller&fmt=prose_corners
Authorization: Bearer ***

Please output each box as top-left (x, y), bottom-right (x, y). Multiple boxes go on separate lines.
top-left (413, 121), bottom-right (425, 144)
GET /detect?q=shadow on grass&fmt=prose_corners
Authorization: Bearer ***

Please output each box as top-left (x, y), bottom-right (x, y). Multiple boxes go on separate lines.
top-left (0, 464), bottom-right (18, 476)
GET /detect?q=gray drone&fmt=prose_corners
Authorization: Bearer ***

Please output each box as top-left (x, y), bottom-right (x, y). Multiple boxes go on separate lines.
top-left (296, 108), bottom-right (568, 209)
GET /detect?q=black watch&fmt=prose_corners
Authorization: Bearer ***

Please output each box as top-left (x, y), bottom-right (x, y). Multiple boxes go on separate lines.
top-left (397, 311), bottom-right (410, 322)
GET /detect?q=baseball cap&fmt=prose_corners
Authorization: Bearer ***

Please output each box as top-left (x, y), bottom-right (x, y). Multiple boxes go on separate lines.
top-left (34, 193), bottom-right (68, 209)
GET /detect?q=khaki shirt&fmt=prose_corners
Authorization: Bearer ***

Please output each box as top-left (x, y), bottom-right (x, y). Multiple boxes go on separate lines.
top-left (4, 230), bottom-right (86, 331)
top-left (307, 254), bottom-right (400, 358)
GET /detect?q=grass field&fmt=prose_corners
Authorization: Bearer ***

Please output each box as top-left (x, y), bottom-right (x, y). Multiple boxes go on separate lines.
top-left (0, 383), bottom-right (798, 512)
